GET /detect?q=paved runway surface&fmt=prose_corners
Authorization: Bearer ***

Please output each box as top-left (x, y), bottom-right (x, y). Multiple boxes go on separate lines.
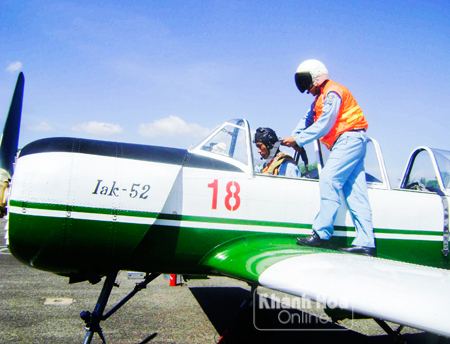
top-left (1, 243), bottom-right (448, 343)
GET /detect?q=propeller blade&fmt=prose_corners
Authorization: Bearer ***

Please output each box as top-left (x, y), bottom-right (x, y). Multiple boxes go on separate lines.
top-left (0, 72), bottom-right (24, 177)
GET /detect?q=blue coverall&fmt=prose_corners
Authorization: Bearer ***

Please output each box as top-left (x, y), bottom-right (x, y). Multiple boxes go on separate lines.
top-left (292, 92), bottom-right (375, 248)
top-left (278, 159), bottom-right (300, 178)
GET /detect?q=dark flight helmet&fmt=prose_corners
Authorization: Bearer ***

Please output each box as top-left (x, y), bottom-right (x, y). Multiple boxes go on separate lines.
top-left (254, 127), bottom-right (278, 150)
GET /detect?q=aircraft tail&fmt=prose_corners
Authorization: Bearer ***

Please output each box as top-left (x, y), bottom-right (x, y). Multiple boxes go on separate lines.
top-left (0, 72), bottom-right (24, 217)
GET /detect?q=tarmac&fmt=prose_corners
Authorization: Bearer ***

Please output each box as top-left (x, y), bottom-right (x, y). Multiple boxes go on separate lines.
top-left (1, 231), bottom-right (449, 343)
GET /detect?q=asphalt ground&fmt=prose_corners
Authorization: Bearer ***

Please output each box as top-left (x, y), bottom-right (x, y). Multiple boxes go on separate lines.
top-left (1, 244), bottom-right (449, 343)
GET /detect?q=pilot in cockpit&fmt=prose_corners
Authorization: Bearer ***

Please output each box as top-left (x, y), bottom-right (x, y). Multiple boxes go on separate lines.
top-left (254, 127), bottom-right (300, 178)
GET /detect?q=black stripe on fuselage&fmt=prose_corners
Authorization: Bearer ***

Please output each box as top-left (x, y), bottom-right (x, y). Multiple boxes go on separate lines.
top-left (19, 137), bottom-right (242, 172)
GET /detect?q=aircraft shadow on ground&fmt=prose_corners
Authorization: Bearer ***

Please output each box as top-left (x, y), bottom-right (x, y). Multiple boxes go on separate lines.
top-left (189, 286), bottom-right (444, 344)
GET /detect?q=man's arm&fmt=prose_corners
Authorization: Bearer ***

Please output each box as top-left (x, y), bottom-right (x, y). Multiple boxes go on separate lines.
top-left (281, 92), bottom-right (342, 148)
top-left (291, 102), bottom-right (315, 136)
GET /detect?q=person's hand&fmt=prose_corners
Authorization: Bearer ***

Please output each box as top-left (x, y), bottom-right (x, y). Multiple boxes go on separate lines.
top-left (280, 136), bottom-right (297, 148)
top-left (293, 144), bottom-right (305, 154)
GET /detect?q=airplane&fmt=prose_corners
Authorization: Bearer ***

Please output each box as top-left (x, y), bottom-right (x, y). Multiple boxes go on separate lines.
top-left (2, 73), bottom-right (450, 343)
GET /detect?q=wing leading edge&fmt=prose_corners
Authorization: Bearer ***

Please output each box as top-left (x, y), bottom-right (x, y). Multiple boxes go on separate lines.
top-left (202, 235), bottom-right (450, 337)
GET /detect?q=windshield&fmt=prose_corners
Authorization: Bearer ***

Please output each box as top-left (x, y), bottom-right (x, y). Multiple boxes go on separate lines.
top-left (191, 119), bottom-right (252, 174)
top-left (404, 149), bottom-right (439, 189)
top-left (431, 148), bottom-right (450, 190)
top-left (402, 147), bottom-right (450, 191)
top-left (199, 123), bottom-right (248, 165)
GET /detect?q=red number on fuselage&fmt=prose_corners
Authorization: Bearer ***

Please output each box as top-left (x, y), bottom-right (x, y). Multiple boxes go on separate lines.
top-left (225, 181), bottom-right (241, 211)
top-left (207, 180), bottom-right (241, 211)
top-left (207, 179), bottom-right (218, 210)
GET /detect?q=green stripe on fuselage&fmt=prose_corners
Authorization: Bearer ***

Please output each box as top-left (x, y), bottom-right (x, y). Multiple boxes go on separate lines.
top-left (7, 201), bottom-right (450, 276)
top-left (9, 200), bottom-right (442, 235)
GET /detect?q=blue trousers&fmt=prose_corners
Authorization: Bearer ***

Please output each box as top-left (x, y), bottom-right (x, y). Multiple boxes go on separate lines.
top-left (313, 131), bottom-right (375, 248)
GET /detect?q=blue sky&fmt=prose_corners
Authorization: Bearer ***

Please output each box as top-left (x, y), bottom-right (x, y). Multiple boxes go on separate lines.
top-left (1, 0), bottom-right (449, 184)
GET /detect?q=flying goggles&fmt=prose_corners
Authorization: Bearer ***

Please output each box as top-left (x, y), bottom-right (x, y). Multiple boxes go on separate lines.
top-left (295, 72), bottom-right (313, 93)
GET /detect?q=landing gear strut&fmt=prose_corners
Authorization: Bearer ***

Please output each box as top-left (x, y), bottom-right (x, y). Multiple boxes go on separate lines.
top-left (217, 284), bottom-right (272, 344)
top-left (374, 319), bottom-right (406, 344)
top-left (81, 272), bottom-right (160, 344)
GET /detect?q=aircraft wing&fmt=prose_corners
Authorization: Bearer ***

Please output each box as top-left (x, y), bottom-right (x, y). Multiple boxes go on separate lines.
top-left (201, 234), bottom-right (450, 337)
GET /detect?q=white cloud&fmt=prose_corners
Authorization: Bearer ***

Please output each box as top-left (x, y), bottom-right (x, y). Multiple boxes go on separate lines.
top-left (72, 121), bottom-right (123, 136)
top-left (5, 61), bottom-right (23, 73)
top-left (26, 122), bottom-right (55, 132)
top-left (139, 116), bottom-right (211, 139)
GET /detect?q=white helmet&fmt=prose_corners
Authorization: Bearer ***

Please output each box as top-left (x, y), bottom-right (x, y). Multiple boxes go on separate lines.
top-left (295, 59), bottom-right (328, 93)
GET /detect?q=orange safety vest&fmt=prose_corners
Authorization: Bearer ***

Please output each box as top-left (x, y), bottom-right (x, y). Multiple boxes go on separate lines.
top-left (313, 79), bottom-right (368, 149)
top-left (262, 153), bottom-right (297, 175)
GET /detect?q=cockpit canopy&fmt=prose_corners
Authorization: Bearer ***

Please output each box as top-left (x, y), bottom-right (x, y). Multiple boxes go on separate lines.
top-left (190, 118), bottom-right (450, 195)
top-left (190, 119), bottom-right (254, 175)
top-left (401, 147), bottom-right (450, 193)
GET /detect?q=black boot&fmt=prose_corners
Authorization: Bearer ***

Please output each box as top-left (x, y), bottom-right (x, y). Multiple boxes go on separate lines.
top-left (296, 232), bottom-right (329, 248)
top-left (338, 246), bottom-right (377, 257)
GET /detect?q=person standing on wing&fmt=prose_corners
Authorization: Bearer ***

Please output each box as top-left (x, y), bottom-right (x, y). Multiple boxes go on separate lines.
top-left (280, 59), bottom-right (376, 256)
top-left (255, 127), bottom-right (300, 178)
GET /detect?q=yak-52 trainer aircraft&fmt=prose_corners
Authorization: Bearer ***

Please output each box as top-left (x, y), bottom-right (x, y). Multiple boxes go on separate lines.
top-left (2, 73), bottom-right (450, 343)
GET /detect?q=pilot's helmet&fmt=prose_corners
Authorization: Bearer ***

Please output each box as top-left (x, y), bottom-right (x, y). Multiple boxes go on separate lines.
top-left (295, 59), bottom-right (328, 93)
top-left (254, 127), bottom-right (278, 150)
